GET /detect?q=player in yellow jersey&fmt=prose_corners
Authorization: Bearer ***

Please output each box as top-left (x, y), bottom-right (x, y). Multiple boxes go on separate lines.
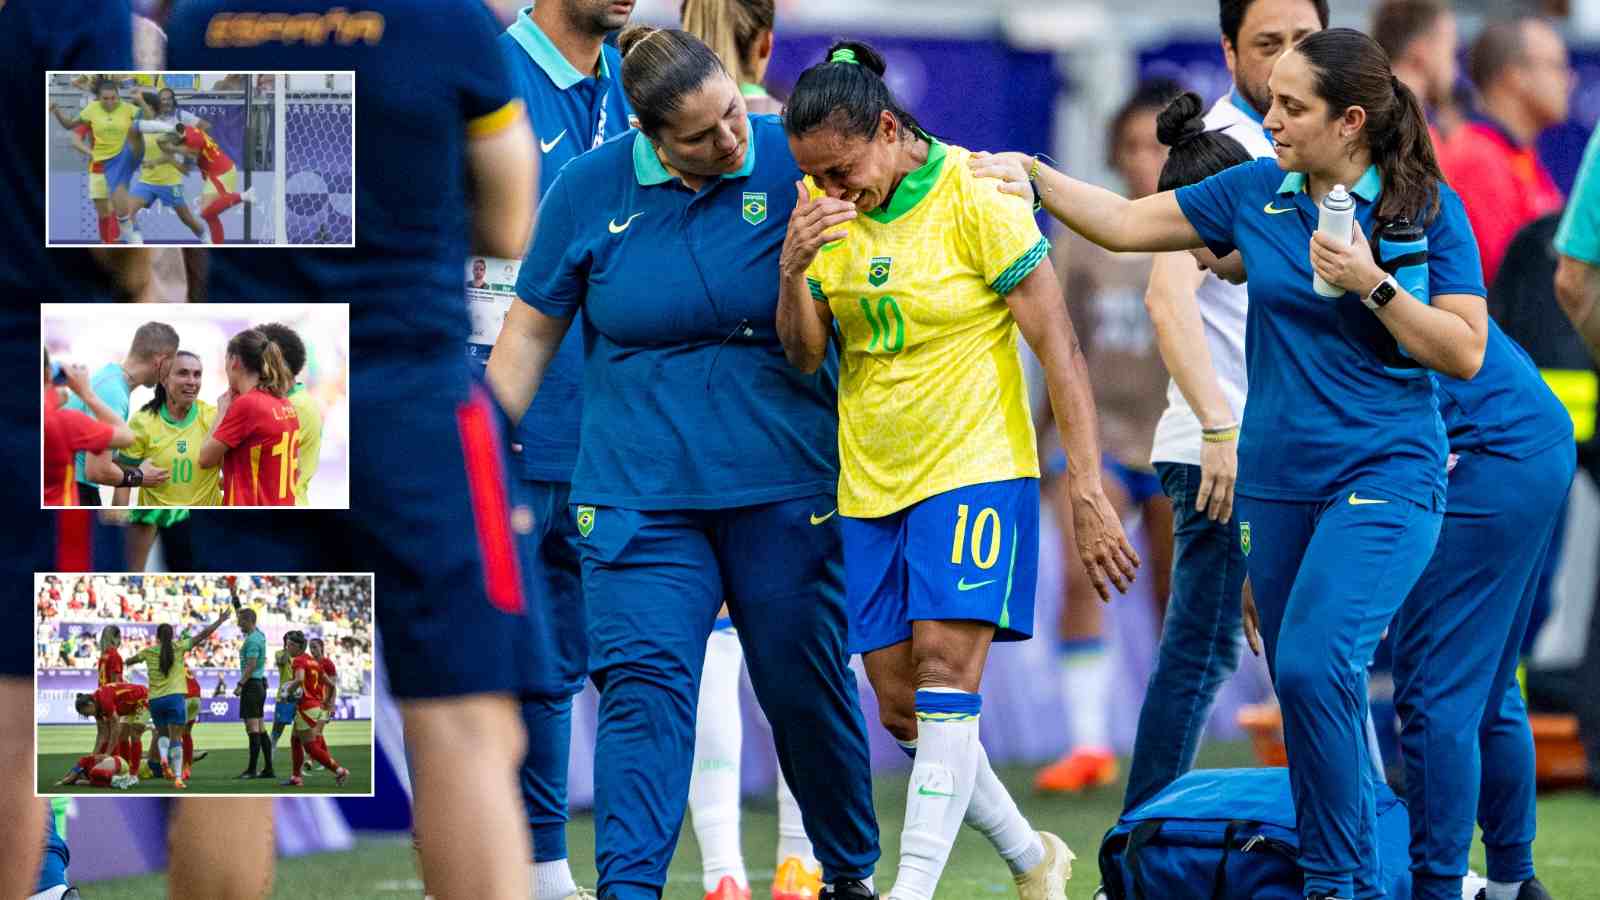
top-left (125, 609), bottom-right (230, 789)
top-left (114, 350), bottom-right (220, 569)
top-left (49, 78), bottom-right (142, 243)
top-left (126, 92), bottom-right (208, 244)
top-left (777, 42), bottom-right (1140, 900)
top-left (257, 323), bottom-right (322, 505)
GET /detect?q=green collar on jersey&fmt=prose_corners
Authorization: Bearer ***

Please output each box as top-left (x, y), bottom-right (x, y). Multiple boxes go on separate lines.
top-left (633, 118), bottom-right (759, 186)
top-left (288, 382), bottom-right (306, 397)
top-left (1277, 164), bottom-right (1382, 202)
top-left (864, 130), bottom-right (946, 225)
top-left (509, 5), bottom-right (613, 90)
top-left (159, 400), bottom-right (199, 429)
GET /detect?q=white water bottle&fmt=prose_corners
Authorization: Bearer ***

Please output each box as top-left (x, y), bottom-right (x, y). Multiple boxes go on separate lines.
top-left (1313, 183), bottom-right (1355, 298)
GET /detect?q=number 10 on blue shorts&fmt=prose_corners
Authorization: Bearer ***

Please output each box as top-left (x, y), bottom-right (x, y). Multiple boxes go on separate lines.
top-left (840, 477), bottom-right (1040, 654)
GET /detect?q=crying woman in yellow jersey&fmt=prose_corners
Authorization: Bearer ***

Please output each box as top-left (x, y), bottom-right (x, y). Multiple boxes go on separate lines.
top-left (776, 40), bottom-right (1140, 900)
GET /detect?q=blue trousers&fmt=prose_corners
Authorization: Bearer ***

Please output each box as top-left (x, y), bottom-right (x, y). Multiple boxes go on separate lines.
top-left (580, 495), bottom-right (880, 900)
top-left (1122, 462), bottom-right (1249, 812)
top-left (1237, 487), bottom-right (1443, 900)
top-left (1392, 444), bottom-right (1574, 900)
top-left (511, 478), bottom-right (587, 863)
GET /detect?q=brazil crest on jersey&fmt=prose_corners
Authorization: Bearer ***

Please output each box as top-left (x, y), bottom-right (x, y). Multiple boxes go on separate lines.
top-left (805, 139), bottom-right (1049, 518)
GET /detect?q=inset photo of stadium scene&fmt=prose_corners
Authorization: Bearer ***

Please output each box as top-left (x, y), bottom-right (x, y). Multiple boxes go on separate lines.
top-left (46, 71), bottom-right (353, 246)
top-left (42, 302), bottom-right (349, 513)
top-left (35, 573), bottom-right (374, 797)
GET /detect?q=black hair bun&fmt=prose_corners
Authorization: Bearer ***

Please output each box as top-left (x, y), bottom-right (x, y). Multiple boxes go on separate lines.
top-left (824, 40), bottom-right (887, 78)
top-left (1155, 91), bottom-right (1209, 148)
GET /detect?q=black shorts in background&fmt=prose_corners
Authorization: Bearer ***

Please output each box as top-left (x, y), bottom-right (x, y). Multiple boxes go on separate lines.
top-left (239, 678), bottom-right (267, 719)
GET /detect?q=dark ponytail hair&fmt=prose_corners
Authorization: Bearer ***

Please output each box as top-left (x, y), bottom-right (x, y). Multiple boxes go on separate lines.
top-left (617, 26), bottom-right (728, 135)
top-left (1293, 28), bottom-right (1442, 225)
top-left (157, 623), bottom-right (175, 678)
top-left (142, 350), bottom-right (201, 415)
top-left (783, 40), bottom-right (925, 142)
top-left (226, 328), bottom-right (294, 397)
top-left (1155, 91), bottom-right (1254, 192)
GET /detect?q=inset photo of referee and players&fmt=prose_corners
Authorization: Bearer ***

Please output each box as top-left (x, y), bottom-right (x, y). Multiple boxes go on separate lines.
top-left (34, 573), bottom-right (374, 797)
top-left (42, 302), bottom-right (349, 515)
top-left (45, 71), bottom-right (354, 246)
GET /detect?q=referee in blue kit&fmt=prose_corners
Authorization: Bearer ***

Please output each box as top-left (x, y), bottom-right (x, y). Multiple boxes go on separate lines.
top-left (973, 29), bottom-right (1487, 900)
top-left (487, 26), bottom-right (880, 900)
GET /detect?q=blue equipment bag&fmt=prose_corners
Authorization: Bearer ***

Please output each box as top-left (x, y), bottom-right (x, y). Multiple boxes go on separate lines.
top-left (1098, 767), bottom-right (1413, 900)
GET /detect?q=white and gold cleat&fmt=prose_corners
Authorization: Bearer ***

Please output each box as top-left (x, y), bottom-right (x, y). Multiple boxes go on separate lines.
top-left (1014, 830), bottom-right (1073, 900)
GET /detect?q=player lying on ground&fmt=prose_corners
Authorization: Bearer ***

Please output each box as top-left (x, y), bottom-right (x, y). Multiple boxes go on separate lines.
top-left (56, 752), bottom-right (137, 789)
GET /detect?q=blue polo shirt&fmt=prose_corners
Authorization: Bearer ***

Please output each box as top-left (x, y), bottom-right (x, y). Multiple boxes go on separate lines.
top-left (1175, 157), bottom-right (1485, 508)
top-left (61, 362), bottom-right (132, 489)
top-left (166, 0), bottom-right (522, 387)
top-left (1437, 319), bottom-right (1573, 462)
top-left (492, 6), bottom-right (633, 482)
top-left (517, 114), bottom-right (840, 510)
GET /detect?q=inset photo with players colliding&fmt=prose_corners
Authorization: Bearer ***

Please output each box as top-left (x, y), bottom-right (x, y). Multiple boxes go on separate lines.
top-left (42, 302), bottom-right (349, 513)
top-left (34, 573), bottom-right (375, 797)
top-left (45, 71), bottom-right (354, 246)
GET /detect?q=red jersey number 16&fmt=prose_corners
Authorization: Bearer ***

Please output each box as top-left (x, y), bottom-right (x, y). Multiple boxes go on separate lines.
top-left (270, 428), bottom-right (301, 502)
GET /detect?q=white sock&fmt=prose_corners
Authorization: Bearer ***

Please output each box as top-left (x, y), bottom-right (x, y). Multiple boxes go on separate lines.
top-left (690, 627), bottom-right (747, 891)
top-left (1486, 882), bottom-right (1524, 900)
top-left (169, 740), bottom-right (183, 775)
top-left (889, 689), bottom-right (982, 900)
top-left (776, 767), bottom-right (818, 870)
top-left (1059, 640), bottom-right (1111, 751)
top-left (968, 741), bottom-right (1044, 874)
top-left (157, 736), bottom-right (170, 767)
top-left (531, 859), bottom-right (578, 900)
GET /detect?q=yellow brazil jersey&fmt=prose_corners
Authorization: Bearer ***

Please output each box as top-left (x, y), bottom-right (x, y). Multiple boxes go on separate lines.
top-left (139, 129), bottom-right (183, 186)
top-left (276, 651), bottom-right (295, 700)
top-left (805, 139), bottom-right (1050, 518)
top-left (135, 637), bottom-right (193, 698)
top-left (76, 101), bottom-right (139, 163)
top-left (120, 401), bottom-right (221, 506)
top-left (287, 384), bottom-right (322, 506)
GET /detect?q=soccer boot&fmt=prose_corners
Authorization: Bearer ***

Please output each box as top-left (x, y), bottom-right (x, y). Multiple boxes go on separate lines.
top-left (704, 876), bottom-right (751, 900)
top-left (1033, 747), bottom-right (1118, 793)
top-left (335, 766), bottom-right (350, 786)
top-left (286, 775), bottom-right (304, 787)
top-left (172, 774), bottom-right (186, 789)
top-left (773, 855), bottom-right (823, 900)
top-left (818, 880), bottom-right (877, 900)
top-left (1014, 831), bottom-right (1073, 900)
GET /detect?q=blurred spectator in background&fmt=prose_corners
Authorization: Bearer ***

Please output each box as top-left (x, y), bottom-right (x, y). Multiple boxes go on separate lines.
top-left (1439, 15), bottom-right (1573, 285)
top-left (1032, 78), bottom-right (1179, 794)
top-left (1372, 0), bottom-right (1464, 141)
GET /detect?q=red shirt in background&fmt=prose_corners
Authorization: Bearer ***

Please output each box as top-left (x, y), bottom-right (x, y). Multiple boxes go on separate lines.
top-left (1437, 118), bottom-right (1565, 286)
top-left (43, 387), bottom-right (115, 505)
top-left (98, 647), bottom-right (123, 685)
top-left (93, 682), bottom-right (148, 716)
top-left (213, 388), bottom-right (300, 506)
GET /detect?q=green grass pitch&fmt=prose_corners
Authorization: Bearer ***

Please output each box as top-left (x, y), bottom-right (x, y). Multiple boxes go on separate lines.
top-left (37, 720), bottom-right (372, 796)
top-left (69, 741), bottom-right (1600, 898)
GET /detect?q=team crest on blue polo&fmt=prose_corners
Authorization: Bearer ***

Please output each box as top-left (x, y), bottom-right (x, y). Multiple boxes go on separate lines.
top-left (1240, 521), bottom-right (1252, 556)
top-left (176, 440), bottom-right (187, 454)
top-left (576, 505), bottom-right (596, 538)
top-left (868, 256), bottom-right (892, 287)
top-left (742, 192), bottom-right (767, 225)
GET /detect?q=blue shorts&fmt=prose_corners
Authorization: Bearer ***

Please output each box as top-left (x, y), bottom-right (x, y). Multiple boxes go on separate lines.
top-left (841, 477), bottom-right (1040, 654)
top-left (130, 178), bottom-right (185, 210)
top-left (149, 693), bottom-right (187, 728)
top-left (1105, 455), bottom-right (1164, 506)
top-left (511, 477), bottom-right (586, 697)
top-left (189, 366), bottom-right (533, 699)
top-left (273, 700), bottom-right (298, 727)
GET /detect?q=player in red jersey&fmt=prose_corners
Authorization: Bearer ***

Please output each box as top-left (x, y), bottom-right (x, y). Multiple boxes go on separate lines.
top-left (198, 328), bottom-right (301, 506)
top-left (74, 681), bottom-right (148, 773)
top-left (95, 625), bottom-right (123, 686)
top-left (42, 355), bottom-right (136, 506)
top-left (286, 639), bottom-right (348, 787)
top-left (293, 637), bottom-right (340, 778)
top-left (166, 122), bottom-right (255, 244)
top-left (57, 752), bottom-right (136, 789)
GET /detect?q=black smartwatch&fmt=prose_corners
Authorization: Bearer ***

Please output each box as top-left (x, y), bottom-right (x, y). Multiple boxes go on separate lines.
top-left (1363, 274), bottom-right (1399, 311)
